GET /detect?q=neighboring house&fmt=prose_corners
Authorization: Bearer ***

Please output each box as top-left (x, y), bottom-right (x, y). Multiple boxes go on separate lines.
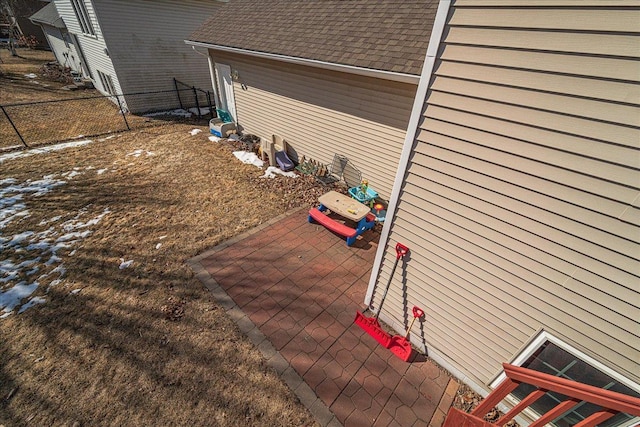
top-left (187, 0), bottom-right (440, 200)
top-left (50, 0), bottom-right (224, 113)
top-left (29, 2), bottom-right (85, 77)
top-left (366, 1), bottom-right (640, 425)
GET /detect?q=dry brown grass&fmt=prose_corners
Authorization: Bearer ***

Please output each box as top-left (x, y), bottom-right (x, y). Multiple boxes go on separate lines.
top-left (0, 124), bottom-right (327, 426)
top-left (1, 48), bottom-right (113, 150)
top-left (0, 48), bottom-right (95, 104)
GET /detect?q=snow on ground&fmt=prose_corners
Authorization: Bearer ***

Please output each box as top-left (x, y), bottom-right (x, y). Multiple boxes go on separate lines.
top-left (0, 137), bottom-right (160, 317)
top-left (143, 109), bottom-right (192, 118)
top-left (0, 170), bottom-right (112, 318)
top-left (261, 166), bottom-right (298, 179)
top-left (233, 151), bottom-right (264, 168)
top-left (127, 149), bottom-right (155, 158)
top-left (188, 107), bottom-right (210, 116)
top-left (0, 139), bottom-right (93, 164)
top-left (190, 129), bottom-right (202, 136)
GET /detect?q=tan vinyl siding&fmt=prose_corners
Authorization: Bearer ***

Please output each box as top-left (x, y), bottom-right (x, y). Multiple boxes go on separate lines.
top-left (210, 50), bottom-right (417, 200)
top-left (375, 2), bottom-right (640, 389)
top-left (91, 0), bottom-right (218, 113)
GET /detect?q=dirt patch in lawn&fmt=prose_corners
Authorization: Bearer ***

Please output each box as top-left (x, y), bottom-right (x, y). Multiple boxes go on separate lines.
top-left (0, 124), bottom-right (351, 426)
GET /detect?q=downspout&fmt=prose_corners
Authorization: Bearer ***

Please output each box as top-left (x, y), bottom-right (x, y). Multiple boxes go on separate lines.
top-left (191, 45), bottom-right (221, 109)
top-left (365, 0), bottom-right (451, 305)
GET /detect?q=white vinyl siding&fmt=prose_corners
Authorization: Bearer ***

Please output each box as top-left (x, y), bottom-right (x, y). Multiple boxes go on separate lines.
top-left (53, 0), bottom-right (123, 98)
top-left (372, 1), bottom-right (640, 391)
top-left (70, 0), bottom-right (95, 35)
top-left (209, 50), bottom-right (417, 200)
top-left (90, 0), bottom-right (219, 113)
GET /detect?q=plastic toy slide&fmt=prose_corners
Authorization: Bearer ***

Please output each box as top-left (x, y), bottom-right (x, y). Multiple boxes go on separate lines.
top-left (275, 150), bottom-right (294, 171)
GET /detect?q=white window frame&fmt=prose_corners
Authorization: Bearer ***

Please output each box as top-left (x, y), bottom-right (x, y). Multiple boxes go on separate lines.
top-left (490, 330), bottom-right (640, 427)
top-left (96, 70), bottom-right (116, 96)
top-left (70, 0), bottom-right (95, 36)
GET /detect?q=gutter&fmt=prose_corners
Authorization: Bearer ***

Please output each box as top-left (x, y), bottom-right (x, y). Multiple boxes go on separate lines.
top-left (184, 40), bottom-right (420, 85)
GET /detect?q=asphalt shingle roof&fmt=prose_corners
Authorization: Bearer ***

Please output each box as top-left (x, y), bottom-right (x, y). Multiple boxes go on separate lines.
top-left (188, 0), bottom-right (439, 76)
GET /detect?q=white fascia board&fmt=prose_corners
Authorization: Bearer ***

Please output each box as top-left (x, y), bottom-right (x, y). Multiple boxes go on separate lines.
top-left (184, 40), bottom-right (420, 85)
top-left (365, 0), bottom-right (452, 306)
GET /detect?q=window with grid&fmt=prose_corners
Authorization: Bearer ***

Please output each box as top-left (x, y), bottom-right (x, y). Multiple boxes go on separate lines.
top-left (97, 70), bottom-right (116, 96)
top-left (70, 0), bottom-right (95, 36)
top-left (507, 339), bottom-right (640, 427)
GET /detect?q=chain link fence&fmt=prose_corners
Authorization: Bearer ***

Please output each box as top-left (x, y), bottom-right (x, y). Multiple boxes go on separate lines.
top-left (0, 86), bottom-right (216, 151)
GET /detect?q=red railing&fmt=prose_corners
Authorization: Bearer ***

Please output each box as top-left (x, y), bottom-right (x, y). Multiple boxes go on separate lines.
top-left (444, 363), bottom-right (640, 427)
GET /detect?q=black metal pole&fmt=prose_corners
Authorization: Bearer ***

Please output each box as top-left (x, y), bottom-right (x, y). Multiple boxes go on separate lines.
top-left (207, 90), bottom-right (214, 119)
top-left (115, 95), bottom-right (130, 131)
top-left (174, 78), bottom-right (183, 110)
top-left (193, 86), bottom-right (201, 118)
top-left (1, 105), bottom-right (28, 148)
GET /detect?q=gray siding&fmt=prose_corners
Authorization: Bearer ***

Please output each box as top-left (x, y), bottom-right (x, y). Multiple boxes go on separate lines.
top-left (92, 0), bottom-right (219, 113)
top-left (210, 50), bottom-right (417, 200)
top-left (372, 1), bottom-right (640, 389)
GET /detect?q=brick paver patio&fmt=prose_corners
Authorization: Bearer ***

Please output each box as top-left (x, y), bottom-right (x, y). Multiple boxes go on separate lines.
top-left (189, 209), bottom-right (458, 426)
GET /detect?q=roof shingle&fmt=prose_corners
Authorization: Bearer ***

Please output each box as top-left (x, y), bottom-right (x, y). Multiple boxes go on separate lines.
top-left (188, 0), bottom-right (439, 76)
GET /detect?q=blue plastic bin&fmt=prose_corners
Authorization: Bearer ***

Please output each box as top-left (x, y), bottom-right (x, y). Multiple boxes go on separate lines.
top-left (348, 186), bottom-right (378, 204)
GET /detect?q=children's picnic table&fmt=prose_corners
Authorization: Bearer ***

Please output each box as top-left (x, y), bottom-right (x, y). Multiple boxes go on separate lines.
top-left (308, 191), bottom-right (376, 246)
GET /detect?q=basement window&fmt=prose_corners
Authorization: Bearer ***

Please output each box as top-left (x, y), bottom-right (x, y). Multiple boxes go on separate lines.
top-left (97, 70), bottom-right (116, 96)
top-left (70, 0), bottom-right (95, 36)
top-left (491, 332), bottom-right (640, 427)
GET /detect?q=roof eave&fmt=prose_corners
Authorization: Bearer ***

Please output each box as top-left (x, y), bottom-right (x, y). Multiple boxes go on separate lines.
top-left (185, 40), bottom-right (420, 85)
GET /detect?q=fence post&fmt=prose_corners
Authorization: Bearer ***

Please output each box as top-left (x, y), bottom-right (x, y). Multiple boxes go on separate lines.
top-left (206, 90), bottom-right (214, 119)
top-left (174, 78), bottom-right (184, 110)
top-left (115, 95), bottom-right (131, 131)
top-left (1, 105), bottom-right (28, 148)
top-left (192, 86), bottom-right (201, 118)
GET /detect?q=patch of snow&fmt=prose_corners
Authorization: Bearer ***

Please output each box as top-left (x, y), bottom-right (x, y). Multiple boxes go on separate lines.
top-left (0, 139), bottom-right (93, 164)
top-left (260, 166), bottom-right (298, 179)
top-left (127, 149), bottom-right (155, 158)
top-left (97, 134), bottom-right (118, 142)
top-left (24, 73), bottom-right (37, 78)
top-left (190, 129), bottom-right (202, 136)
top-left (155, 243), bottom-right (162, 250)
top-left (96, 169), bottom-right (107, 175)
top-left (70, 289), bottom-right (81, 295)
top-left (143, 109), bottom-right (192, 118)
top-left (188, 107), bottom-right (210, 115)
top-left (208, 135), bottom-right (220, 143)
top-left (1, 175), bottom-right (110, 317)
top-left (0, 281), bottom-right (39, 317)
top-left (233, 151), bottom-right (264, 168)
top-left (119, 259), bottom-right (133, 270)
top-left (18, 296), bottom-right (46, 313)
top-left (62, 170), bottom-right (82, 179)
top-left (48, 279), bottom-right (63, 288)
top-left (158, 235), bottom-right (167, 240)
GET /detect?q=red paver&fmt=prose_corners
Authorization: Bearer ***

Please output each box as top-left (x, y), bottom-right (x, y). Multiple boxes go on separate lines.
top-left (192, 209), bottom-right (456, 426)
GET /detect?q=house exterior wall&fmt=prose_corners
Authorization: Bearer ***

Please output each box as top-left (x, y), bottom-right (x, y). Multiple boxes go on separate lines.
top-left (53, 0), bottom-right (123, 97)
top-left (370, 0), bottom-right (640, 392)
top-left (40, 25), bottom-right (83, 75)
top-left (91, 0), bottom-right (219, 113)
top-left (209, 50), bottom-right (418, 200)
